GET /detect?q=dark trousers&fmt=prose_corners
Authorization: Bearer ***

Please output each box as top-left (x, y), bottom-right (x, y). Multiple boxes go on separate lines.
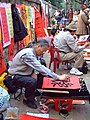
top-left (13, 73), bottom-right (44, 101)
top-left (13, 75), bottom-right (37, 101)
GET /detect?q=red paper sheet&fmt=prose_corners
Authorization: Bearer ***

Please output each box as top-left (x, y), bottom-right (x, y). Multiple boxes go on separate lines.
top-left (19, 114), bottom-right (58, 120)
top-left (42, 76), bottom-right (81, 90)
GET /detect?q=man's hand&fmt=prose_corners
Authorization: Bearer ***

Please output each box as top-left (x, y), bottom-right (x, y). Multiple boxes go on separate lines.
top-left (58, 74), bottom-right (70, 81)
top-left (84, 42), bottom-right (90, 47)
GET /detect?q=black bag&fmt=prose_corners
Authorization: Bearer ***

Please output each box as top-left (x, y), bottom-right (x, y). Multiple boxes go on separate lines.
top-left (4, 75), bottom-right (18, 94)
top-left (11, 4), bottom-right (28, 42)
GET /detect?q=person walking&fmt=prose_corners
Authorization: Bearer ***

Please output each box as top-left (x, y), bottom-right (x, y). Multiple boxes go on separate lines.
top-left (76, 4), bottom-right (90, 37)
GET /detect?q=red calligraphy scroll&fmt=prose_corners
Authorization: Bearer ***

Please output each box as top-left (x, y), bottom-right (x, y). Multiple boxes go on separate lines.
top-left (0, 42), bottom-right (6, 74)
top-left (42, 76), bottom-right (81, 90)
top-left (34, 7), bottom-right (46, 38)
top-left (0, 7), bottom-right (10, 47)
top-left (8, 38), bottom-right (14, 61)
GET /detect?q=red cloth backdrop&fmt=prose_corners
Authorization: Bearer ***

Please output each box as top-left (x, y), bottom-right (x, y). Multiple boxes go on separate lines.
top-left (0, 42), bottom-right (6, 74)
top-left (34, 7), bottom-right (46, 38)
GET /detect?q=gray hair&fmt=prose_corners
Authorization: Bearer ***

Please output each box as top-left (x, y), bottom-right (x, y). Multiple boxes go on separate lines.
top-left (27, 39), bottom-right (50, 48)
top-left (37, 39), bottom-right (50, 47)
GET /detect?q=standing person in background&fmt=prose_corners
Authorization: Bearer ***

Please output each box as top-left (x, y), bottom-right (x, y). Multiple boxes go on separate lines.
top-left (76, 4), bottom-right (90, 38)
top-left (68, 7), bottom-right (73, 23)
top-left (73, 10), bottom-right (80, 24)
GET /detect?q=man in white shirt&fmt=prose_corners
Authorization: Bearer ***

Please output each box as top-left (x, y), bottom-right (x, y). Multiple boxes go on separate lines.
top-left (53, 22), bottom-right (90, 76)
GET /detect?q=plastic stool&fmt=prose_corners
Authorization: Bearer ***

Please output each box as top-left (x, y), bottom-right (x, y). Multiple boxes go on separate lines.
top-left (54, 99), bottom-right (73, 112)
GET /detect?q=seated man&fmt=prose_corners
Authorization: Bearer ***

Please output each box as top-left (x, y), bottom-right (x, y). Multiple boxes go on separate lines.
top-left (8, 39), bottom-right (69, 109)
top-left (53, 22), bottom-right (90, 76)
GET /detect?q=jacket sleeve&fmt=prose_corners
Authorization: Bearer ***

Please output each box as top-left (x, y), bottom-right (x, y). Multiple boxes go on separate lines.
top-left (66, 35), bottom-right (85, 53)
top-left (20, 53), bottom-right (59, 79)
top-left (81, 13), bottom-right (90, 25)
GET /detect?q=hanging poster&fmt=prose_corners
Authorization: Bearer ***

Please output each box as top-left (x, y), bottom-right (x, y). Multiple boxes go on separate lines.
top-left (34, 7), bottom-right (46, 38)
top-left (31, 7), bottom-right (35, 28)
top-left (6, 4), bottom-right (13, 38)
top-left (28, 6), bottom-right (32, 23)
top-left (0, 42), bottom-right (6, 74)
top-left (0, 4), bottom-right (11, 48)
top-left (8, 38), bottom-right (14, 61)
top-left (20, 4), bottom-right (27, 26)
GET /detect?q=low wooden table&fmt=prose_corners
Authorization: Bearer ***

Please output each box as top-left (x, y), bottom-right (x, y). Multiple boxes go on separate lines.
top-left (38, 76), bottom-right (90, 112)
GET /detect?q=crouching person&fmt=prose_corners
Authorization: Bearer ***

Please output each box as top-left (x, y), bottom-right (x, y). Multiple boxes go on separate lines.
top-left (8, 39), bottom-right (69, 109)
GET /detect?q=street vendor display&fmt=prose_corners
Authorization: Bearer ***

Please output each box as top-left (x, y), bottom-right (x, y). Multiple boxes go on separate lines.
top-left (38, 76), bottom-right (90, 112)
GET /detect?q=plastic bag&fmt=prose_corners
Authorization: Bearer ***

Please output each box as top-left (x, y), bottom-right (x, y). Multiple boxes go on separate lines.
top-left (5, 107), bottom-right (19, 120)
top-left (0, 86), bottom-right (10, 109)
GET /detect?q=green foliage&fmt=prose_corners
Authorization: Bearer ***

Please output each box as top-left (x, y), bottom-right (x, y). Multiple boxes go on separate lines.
top-left (48, 0), bottom-right (64, 9)
top-left (45, 0), bottom-right (90, 10)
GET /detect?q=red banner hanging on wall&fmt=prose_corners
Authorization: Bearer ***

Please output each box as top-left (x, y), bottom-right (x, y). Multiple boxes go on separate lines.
top-left (34, 7), bottom-right (46, 38)
top-left (8, 38), bottom-right (14, 61)
top-left (0, 7), bottom-right (11, 47)
top-left (0, 42), bottom-right (6, 74)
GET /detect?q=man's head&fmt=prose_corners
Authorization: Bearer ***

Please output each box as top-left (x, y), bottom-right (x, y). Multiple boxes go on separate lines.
top-left (81, 4), bottom-right (87, 11)
top-left (65, 22), bottom-right (77, 35)
top-left (51, 28), bottom-right (58, 36)
top-left (28, 39), bottom-right (50, 56)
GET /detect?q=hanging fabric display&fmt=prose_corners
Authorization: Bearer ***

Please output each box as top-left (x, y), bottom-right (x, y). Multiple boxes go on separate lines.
top-left (8, 38), bottom-right (14, 61)
top-left (6, 3), bottom-right (13, 38)
top-left (0, 42), bottom-right (6, 74)
top-left (34, 7), bottom-right (46, 38)
top-left (20, 4), bottom-right (30, 46)
top-left (28, 6), bottom-right (32, 23)
top-left (31, 7), bottom-right (35, 28)
top-left (0, 3), bottom-right (11, 48)
top-left (20, 4), bottom-right (27, 26)
top-left (11, 4), bottom-right (28, 42)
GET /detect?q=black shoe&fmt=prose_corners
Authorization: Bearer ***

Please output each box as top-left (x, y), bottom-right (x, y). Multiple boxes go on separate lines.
top-left (23, 99), bottom-right (37, 109)
top-left (0, 113), bottom-right (4, 120)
